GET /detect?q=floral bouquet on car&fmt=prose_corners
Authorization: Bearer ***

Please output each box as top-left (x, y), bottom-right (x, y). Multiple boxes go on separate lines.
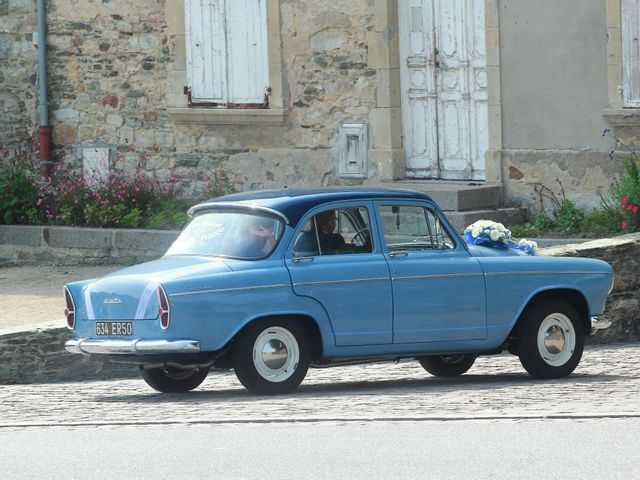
top-left (464, 220), bottom-right (537, 255)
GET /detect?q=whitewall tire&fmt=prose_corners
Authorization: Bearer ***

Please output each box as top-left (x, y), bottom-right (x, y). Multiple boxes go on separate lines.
top-left (517, 299), bottom-right (584, 379)
top-left (233, 319), bottom-right (310, 395)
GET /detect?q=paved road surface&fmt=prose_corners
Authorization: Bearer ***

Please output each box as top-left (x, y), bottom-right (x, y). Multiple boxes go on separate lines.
top-left (1, 419), bottom-right (638, 479)
top-left (1, 343), bottom-right (638, 479)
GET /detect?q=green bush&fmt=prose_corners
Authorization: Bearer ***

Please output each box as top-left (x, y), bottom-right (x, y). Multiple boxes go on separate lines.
top-left (0, 139), bottom-right (236, 230)
top-left (553, 199), bottom-right (584, 235)
top-left (580, 209), bottom-right (620, 237)
top-left (0, 144), bottom-right (39, 224)
top-left (603, 155), bottom-right (640, 232)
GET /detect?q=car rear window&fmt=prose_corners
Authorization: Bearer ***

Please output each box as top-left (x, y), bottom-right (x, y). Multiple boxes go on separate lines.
top-left (166, 211), bottom-right (285, 259)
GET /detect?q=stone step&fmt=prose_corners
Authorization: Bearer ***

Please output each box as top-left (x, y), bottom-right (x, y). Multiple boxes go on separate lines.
top-left (384, 180), bottom-right (503, 211)
top-left (445, 207), bottom-right (527, 233)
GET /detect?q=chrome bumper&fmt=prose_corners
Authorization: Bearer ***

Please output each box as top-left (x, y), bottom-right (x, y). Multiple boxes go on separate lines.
top-left (65, 339), bottom-right (200, 355)
top-left (590, 315), bottom-right (612, 335)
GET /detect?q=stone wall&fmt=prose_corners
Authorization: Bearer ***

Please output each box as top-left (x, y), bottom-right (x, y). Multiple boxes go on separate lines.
top-left (501, 149), bottom-right (624, 211)
top-left (0, 321), bottom-right (137, 383)
top-left (0, 0), bottom-right (38, 150)
top-left (38, 0), bottom-right (378, 195)
top-left (1, 0), bottom-right (637, 215)
top-left (0, 225), bottom-right (178, 264)
top-left (541, 233), bottom-right (640, 344)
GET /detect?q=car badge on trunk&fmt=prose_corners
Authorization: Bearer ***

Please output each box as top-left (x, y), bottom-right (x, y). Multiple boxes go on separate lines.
top-left (104, 298), bottom-right (123, 304)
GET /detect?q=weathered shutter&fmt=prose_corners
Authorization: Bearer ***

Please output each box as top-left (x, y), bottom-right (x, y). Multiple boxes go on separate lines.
top-left (225, 0), bottom-right (269, 105)
top-left (622, 0), bottom-right (640, 107)
top-left (185, 0), bottom-right (268, 106)
top-left (185, 0), bottom-right (227, 103)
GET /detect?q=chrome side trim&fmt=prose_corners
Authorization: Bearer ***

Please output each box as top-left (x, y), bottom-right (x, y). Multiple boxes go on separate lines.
top-left (392, 273), bottom-right (483, 281)
top-left (294, 277), bottom-right (389, 287)
top-left (590, 315), bottom-right (612, 335)
top-left (188, 202), bottom-right (290, 224)
top-left (169, 283), bottom-right (290, 297)
top-left (485, 271), bottom-right (612, 277)
top-left (65, 339), bottom-right (200, 355)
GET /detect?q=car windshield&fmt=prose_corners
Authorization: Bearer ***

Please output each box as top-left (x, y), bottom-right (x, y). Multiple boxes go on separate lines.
top-left (166, 210), bottom-right (285, 259)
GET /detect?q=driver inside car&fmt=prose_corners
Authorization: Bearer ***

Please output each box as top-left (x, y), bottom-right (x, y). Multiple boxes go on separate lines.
top-left (295, 210), bottom-right (347, 255)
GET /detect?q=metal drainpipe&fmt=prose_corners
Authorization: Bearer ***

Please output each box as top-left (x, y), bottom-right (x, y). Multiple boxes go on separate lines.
top-left (37, 0), bottom-right (52, 177)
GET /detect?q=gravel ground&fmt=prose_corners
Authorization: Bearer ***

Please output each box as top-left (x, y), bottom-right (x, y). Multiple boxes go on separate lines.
top-left (0, 343), bottom-right (638, 428)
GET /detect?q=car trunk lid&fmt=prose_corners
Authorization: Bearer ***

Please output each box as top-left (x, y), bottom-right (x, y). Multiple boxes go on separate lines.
top-left (82, 256), bottom-right (232, 320)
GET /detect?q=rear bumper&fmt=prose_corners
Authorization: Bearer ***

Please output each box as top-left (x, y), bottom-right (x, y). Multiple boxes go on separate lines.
top-left (590, 315), bottom-right (612, 335)
top-left (65, 339), bottom-right (200, 355)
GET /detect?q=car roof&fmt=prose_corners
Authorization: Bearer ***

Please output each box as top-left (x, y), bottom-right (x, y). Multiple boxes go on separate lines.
top-left (190, 187), bottom-right (434, 226)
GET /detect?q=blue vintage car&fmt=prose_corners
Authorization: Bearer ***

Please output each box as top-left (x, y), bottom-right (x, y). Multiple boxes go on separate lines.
top-left (64, 188), bottom-right (613, 394)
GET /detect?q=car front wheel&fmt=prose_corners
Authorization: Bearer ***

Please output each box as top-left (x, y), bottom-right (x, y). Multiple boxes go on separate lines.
top-left (140, 365), bottom-right (210, 393)
top-left (232, 319), bottom-right (310, 395)
top-left (517, 299), bottom-right (585, 379)
top-left (418, 354), bottom-right (477, 377)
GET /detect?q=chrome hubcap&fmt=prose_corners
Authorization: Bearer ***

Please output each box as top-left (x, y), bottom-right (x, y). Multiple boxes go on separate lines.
top-left (537, 313), bottom-right (576, 367)
top-left (261, 339), bottom-right (288, 370)
top-left (253, 326), bottom-right (300, 383)
top-left (544, 325), bottom-right (566, 355)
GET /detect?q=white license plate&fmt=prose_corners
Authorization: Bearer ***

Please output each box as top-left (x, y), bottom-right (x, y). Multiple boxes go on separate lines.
top-left (96, 321), bottom-right (133, 336)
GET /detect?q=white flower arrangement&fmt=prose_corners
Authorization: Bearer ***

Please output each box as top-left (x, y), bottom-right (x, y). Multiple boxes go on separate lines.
top-left (514, 238), bottom-right (538, 254)
top-left (464, 220), bottom-right (537, 255)
top-left (464, 220), bottom-right (511, 245)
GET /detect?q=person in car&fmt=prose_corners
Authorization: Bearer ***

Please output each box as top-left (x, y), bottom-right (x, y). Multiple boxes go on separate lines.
top-left (295, 210), bottom-right (346, 255)
top-left (234, 216), bottom-right (277, 258)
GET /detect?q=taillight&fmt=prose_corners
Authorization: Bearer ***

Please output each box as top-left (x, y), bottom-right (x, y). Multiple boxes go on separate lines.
top-left (157, 285), bottom-right (170, 329)
top-left (64, 286), bottom-right (76, 330)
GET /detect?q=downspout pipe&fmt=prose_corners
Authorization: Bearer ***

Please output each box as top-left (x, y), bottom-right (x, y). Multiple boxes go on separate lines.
top-left (37, 0), bottom-right (52, 176)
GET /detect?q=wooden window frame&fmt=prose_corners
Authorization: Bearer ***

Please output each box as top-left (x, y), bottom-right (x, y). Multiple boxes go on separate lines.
top-left (166, 0), bottom-right (286, 125)
top-left (621, 0), bottom-right (640, 107)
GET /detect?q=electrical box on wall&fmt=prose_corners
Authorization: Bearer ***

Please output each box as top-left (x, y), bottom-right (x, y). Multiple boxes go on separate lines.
top-left (338, 123), bottom-right (368, 178)
top-left (82, 147), bottom-right (111, 188)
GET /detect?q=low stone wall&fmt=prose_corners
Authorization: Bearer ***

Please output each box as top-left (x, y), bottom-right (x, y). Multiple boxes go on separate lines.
top-left (0, 225), bottom-right (179, 265)
top-left (0, 321), bottom-right (137, 384)
top-left (540, 233), bottom-right (640, 344)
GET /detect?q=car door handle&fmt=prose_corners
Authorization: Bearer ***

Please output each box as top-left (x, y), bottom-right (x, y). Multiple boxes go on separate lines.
top-left (292, 257), bottom-right (314, 264)
top-left (389, 252), bottom-right (408, 258)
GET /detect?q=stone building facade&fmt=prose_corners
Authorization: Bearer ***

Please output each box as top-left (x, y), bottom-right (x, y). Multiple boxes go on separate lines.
top-left (1, 0), bottom-right (639, 211)
top-left (0, 0), bottom-right (38, 149)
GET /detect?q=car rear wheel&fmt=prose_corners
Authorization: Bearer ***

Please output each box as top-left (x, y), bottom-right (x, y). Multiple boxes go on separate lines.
top-left (418, 354), bottom-right (477, 377)
top-left (517, 299), bottom-right (584, 379)
top-left (232, 319), bottom-right (310, 395)
top-left (140, 365), bottom-right (210, 393)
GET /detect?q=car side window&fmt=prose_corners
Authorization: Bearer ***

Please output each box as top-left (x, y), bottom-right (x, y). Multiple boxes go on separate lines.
top-left (378, 205), bottom-right (455, 252)
top-left (293, 206), bottom-right (373, 256)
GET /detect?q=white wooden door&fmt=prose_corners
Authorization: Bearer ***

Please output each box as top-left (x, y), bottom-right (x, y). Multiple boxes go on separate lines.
top-left (399, 0), bottom-right (488, 180)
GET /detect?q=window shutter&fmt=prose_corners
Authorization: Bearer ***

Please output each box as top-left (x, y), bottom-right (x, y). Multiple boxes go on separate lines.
top-left (225, 0), bottom-right (270, 104)
top-left (622, 0), bottom-right (640, 106)
top-left (185, 0), bottom-right (269, 106)
top-left (185, 0), bottom-right (227, 103)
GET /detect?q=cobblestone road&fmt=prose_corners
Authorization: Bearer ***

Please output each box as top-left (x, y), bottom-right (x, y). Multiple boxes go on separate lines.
top-left (1, 344), bottom-right (638, 429)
